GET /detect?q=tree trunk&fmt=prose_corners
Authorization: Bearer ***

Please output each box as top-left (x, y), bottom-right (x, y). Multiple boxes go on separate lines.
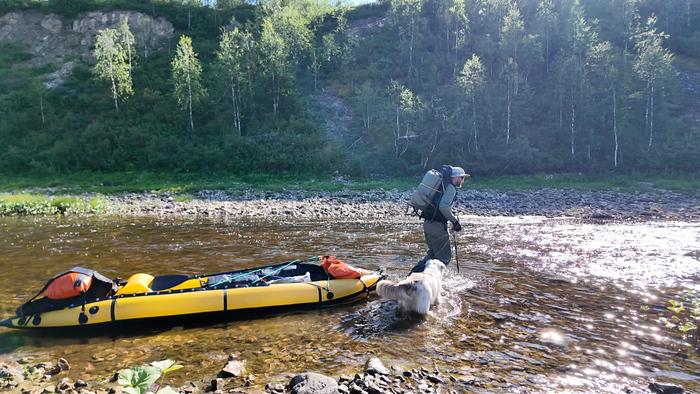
top-left (127, 44), bottom-right (132, 79)
top-left (408, 14), bottom-right (414, 85)
top-left (39, 95), bottom-right (45, 124)
top-left (649, 80), bottom-right (654, 147)
top-left (395, 106), bottom-right (400, 158)
top-left (613, 86), bottom-right (618, 168)
top-left (570, 87), bottom-right (575, 155)
top-left (271, 72), bottom-right (275, 113)
top-left (188, 72), bottom-right (194, 132)
top-left (506, 87), bottom-right (512, 145)
top-left (109, 60), bottom-right (119, 112)
top-left (111, 76), bottom-right (119, 111)
top-left (422, 126), bottom-right (438, 169)
top-left (472, 93), bottom-right (478, 151)
top-left (230, 81), bottom-right (241, 136)
top-left (545, 29), bottom-right (550, 74)
top-left (363, 103), bottom-right (372, 133)
top-left (645, 76), bottom-right (650, 142)
top-left (559, 91), bottom-right (563, 131)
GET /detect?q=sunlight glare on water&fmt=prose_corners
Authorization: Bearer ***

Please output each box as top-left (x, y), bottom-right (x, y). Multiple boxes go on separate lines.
top-left (0, 215), bottom-right (699, 392)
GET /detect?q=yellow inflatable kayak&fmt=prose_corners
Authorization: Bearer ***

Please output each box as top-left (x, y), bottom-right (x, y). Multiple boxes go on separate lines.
top-left (0, 256), bottom-right (383, 332)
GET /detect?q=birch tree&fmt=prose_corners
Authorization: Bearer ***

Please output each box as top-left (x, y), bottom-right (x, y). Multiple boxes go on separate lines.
top-left (258, 18), bottom-right (288, 114)
top-left (390, 0), bottom-right (424, 85)
top-left (556, 0), bottom-right (594, 156)
top-left (438, 0), bottom-right (469, 69)
top-left (588, 41), bottom-right (622, 167)
top-left (136, 16), bottom-right (155, 60)
top-left (349, 81), bottom-right (379, 150)
top-left (501, 2), bottom-right (525, 62)
top-left (458, 54), bottom-right (485, 151)
top-left (118, 17), bottom-right (136, 78)
top-left (172, 35), bottom-right (206, 132)
top-left (216, 27), bottom-right (252, 136)
top-left (633, 15), bottom-right (676, 148)
top-left (387, 81), bottom-right (421, 158)
top-left (536, 0), bottom-right (557, 74)
top-left (33, 80), bottom-right (46, 124)
top-left (502, 57), bottom-right (519, 145)
top-left (93, 28), bottom-right (132, 112)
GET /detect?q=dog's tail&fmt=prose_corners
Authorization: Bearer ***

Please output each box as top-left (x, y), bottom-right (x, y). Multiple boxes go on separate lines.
top-left (376, 280), bottom-right (415, 302)
top-left (376, 280), bottom-right (397, 300)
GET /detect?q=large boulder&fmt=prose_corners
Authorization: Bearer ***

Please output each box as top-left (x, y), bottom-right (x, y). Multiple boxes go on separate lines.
top-left (287, 372), bottom-right (338, 394)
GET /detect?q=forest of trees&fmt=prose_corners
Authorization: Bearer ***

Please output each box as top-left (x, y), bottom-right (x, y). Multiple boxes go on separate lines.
top-left (0, 0), bottom-right (699, 178)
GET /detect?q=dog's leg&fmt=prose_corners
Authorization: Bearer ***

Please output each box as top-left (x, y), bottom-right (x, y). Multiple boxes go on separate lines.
top-left (413, 290), bottom-right (431, 315)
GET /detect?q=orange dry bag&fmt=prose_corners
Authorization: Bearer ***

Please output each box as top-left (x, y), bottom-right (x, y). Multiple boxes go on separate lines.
top-left (320, 256), bottom-right (362, 279)
top-left (45, 272), bottom-right (92, 300)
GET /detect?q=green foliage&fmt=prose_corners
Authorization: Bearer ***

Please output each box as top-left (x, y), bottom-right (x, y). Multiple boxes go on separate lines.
top-left (93, 27), bottom-right (133, 111)
top-left (1, 0), bottom-right (700, 179)
top-left (172, 35), bottom-right (206, 132)
top-left (0, 193), bottom-right (108, 215)
top-left (655, 291), bottom-right (700, 353)
top-left (118, 359), bottom-right (182, 394)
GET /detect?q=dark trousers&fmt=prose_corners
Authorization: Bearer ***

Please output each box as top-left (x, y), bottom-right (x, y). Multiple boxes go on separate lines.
top-left (410, 220), bottom-right (451, 273)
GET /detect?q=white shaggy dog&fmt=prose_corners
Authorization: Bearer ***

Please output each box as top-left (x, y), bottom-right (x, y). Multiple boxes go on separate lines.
top-left (376, 259), bottom-right (446, 315)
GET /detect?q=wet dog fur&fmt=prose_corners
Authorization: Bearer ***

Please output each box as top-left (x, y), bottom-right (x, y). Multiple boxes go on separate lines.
top-left (376, 259), bottom-right (445, 315)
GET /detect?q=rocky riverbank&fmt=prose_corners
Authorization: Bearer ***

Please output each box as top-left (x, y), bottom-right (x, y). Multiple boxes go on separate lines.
top-left (1, 353), bottom-right (685, 394)
top-left (0, 355), bottom-right (484, 394)
top-left (101, 187), bottom-right (700, 221)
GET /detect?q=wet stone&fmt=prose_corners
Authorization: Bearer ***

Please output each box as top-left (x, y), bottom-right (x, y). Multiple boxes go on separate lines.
top-left (57, 377), bottom-right (72, 391)
top-left (265, 382), bottom-right (285, 393)
top-left (220, 360), bottom-right (246, 378)
top-left (287, 372), bottom-right (338, 394)
top-left (211, 377), bottom-right (225, 391)
top-left (426, 374), bottom-right (445, 384)
top-left (49, 358), bottom-right (70, 375)
top-left (365, 357), bottom-right (390, 376)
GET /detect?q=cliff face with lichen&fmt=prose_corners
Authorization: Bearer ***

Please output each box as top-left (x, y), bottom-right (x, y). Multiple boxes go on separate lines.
top-left (0, 10), bottom-right (174, 88)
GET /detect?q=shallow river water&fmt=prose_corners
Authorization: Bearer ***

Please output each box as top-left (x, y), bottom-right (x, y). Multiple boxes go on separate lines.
top-left (0, 215), bottom-right (699, 393)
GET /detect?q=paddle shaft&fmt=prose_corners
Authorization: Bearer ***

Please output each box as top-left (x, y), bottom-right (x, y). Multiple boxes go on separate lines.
top-left (452, 231), bottom-right (460, 273)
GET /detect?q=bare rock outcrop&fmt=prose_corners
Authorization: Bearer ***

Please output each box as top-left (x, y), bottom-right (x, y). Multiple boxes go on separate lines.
top-left (0, 9), bottom-right (174, 88)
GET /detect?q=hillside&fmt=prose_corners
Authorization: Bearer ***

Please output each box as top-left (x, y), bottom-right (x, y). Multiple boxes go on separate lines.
top-left (1, 0), bottom-right (699, 178)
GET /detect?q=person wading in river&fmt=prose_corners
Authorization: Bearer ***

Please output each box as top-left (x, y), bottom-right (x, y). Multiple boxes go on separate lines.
top-left (410, 166), bottom-right (469, 274)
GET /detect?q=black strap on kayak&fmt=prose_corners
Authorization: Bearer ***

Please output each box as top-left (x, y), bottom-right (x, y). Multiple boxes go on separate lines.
top-left (78, 292), bottom-right (88, 325)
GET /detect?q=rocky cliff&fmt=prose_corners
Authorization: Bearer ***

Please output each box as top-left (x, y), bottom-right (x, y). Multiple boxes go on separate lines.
top-left (0, 10), bottom-right (174, 88)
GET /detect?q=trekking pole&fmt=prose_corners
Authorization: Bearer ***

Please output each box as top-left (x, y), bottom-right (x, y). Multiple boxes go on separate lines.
top-left (452, 230), bottom-right (460, 273)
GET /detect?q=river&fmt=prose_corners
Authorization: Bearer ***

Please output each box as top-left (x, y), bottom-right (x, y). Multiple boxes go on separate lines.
top-left (0, 215), bottom-right (699, 393)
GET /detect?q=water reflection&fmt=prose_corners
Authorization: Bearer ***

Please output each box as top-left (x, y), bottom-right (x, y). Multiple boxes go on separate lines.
top-left (0, 215), bottom-right (699, 392)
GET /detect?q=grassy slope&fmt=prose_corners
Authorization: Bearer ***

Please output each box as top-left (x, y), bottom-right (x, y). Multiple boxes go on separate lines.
top-left (0, 171), bottom-right (698, 195)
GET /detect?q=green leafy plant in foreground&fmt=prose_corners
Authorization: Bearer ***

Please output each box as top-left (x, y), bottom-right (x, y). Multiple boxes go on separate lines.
top-left (656, 290), bottom-right (700, 351)
top-left (118, 359), bottom-right (183, 394)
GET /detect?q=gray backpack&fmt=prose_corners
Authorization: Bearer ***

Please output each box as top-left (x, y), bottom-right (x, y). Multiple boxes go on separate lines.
top-left (408, 165), bottom-right (453, 218)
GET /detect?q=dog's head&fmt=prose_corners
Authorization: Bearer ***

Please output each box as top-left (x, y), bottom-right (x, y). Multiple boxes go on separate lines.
top-left (424, 259), bottom-right (446, 279)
